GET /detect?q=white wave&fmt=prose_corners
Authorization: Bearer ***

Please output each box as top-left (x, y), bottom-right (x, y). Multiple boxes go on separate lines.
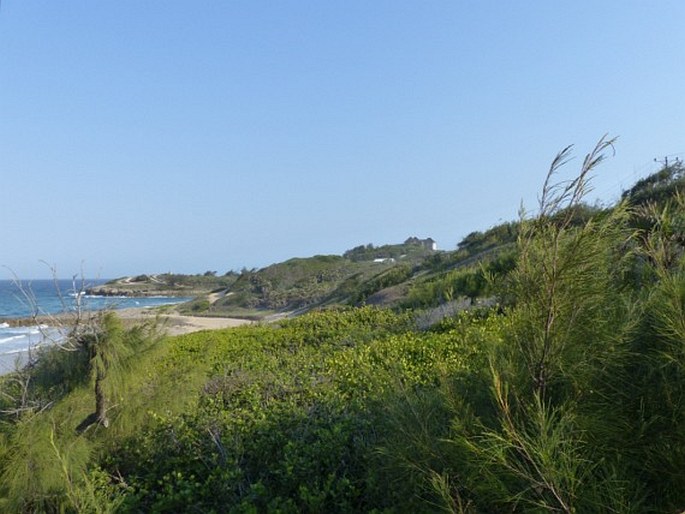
top-left (2, 345), bottom-right (40, 355)
top-left (0, 322), bottom-right (9, 328)
top-left (0, 335), bottom-right (27, 345)
top-left (0, 329), bottom-right (64, 356)
top-left (84, 295), bottom-right (130, 299)
top-left (1, 328), bottom-right (31, 336)
top-left (1, 326), bottom-right (49, 336)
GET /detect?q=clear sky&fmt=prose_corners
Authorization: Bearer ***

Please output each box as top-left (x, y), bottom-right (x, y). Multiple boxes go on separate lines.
top-left (1, 1), bottom-right (683, 279)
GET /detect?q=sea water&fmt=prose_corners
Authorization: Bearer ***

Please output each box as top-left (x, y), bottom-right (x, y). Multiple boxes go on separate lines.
top-left (0, 279), bottom-right (191, 374)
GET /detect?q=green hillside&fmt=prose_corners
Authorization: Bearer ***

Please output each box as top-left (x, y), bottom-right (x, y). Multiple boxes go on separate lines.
top-left (124, 159), bottom-right (685, 324)
top-left (88, 273), bottom-right (238, 297)
top-left (3, 147), bottom-right (685, 512)
top-left (178, 240), bottom-right (441, 318)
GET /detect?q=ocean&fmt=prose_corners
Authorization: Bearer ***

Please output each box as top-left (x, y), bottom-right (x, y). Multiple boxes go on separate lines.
top-left (0, 279), bottom-right (191, 374)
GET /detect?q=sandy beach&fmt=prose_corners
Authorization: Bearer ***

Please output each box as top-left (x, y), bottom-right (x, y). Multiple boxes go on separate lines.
top-left (0, 309), bottom-right (253, 376)
top-left (4, 308), bottom-right (253, 335)
top-left (115, 307), bottom-right (253, 336)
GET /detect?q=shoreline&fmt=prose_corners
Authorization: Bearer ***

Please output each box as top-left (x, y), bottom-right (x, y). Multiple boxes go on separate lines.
top-left (0, 307), bottom-right (253, 376)
top-left (2, 306), bottom-right (253, 336)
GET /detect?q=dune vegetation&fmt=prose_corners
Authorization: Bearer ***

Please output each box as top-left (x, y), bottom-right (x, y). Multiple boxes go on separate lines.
top-left (2, 140), bottom-right (685, 512)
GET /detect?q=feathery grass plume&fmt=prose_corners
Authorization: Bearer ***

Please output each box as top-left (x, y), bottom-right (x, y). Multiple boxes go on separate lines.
top-left (415, 137), bottom-right (647, 512)
top-left (502, 135), bottom-right (632, 401)
top-left (485, 137), bottom-right (645, 510)
top-left (49, 428), bottom-right (124, 513)
top-left (0, 414), bottom-right (92, 512)
top-left (614, 192), bottom-right (685, 511)
top-left (373, 382), bottom-right (463, 511)
top-left (0, 416), bottom-right (122, 513)
top-left (76, 311), bottom-right (161, 432)
top-left (632, 274), bottom-right (685, 510)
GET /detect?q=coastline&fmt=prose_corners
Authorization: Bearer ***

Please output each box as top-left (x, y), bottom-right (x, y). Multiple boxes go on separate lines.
top-left (3, 307), bottom-right (253, 336)
top-left (0, 308), bottom-right (253, 376)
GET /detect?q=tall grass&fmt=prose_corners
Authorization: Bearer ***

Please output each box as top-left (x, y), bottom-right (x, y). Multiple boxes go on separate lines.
top-left (393, 138), bottom-right (685, 512)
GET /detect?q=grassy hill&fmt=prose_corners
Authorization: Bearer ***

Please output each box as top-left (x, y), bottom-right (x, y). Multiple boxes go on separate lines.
top-left (93, 162), bottom-right (685, 322)
top-left (3, 154), bottom-right (685, 511)
top-left (87, 273), bottom-right (237, 297)
top-left (183, 229), bottom-right (519, 321)
top-left (178, 241), bottom-right (442, 318)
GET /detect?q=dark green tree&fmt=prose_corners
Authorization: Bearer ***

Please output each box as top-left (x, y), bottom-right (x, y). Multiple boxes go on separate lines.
top-left (76, 312), bottom-right (153, 431)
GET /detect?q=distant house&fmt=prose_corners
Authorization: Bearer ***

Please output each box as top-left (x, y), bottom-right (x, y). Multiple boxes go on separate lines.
top-left (424, 238), bottom-right (437, 251)
top-left (373, 257), bottom-right (396, 264)
top-left (404, 237), bottom-right (438, 251)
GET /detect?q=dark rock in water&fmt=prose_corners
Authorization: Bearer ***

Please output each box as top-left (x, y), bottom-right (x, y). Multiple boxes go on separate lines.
top-left (85, 287), bottom-right (136, 297)
top-left (84, 286), bottom-right (189, 298)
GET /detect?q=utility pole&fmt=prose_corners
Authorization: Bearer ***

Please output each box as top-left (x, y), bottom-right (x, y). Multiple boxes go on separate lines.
top-left (655, 156), bottom-right (683, 168)
top-left (655, 156), bottom-right (670, 168)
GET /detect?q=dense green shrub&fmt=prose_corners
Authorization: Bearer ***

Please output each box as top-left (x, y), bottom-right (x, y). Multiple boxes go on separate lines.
top-left (403, 250), bottom-right (516, 309)
top-left (92, 307), bottom-right (479, 512)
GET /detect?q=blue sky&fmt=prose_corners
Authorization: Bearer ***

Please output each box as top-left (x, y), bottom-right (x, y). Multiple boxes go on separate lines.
top-left (1, 1), bottom-right (683, 279)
